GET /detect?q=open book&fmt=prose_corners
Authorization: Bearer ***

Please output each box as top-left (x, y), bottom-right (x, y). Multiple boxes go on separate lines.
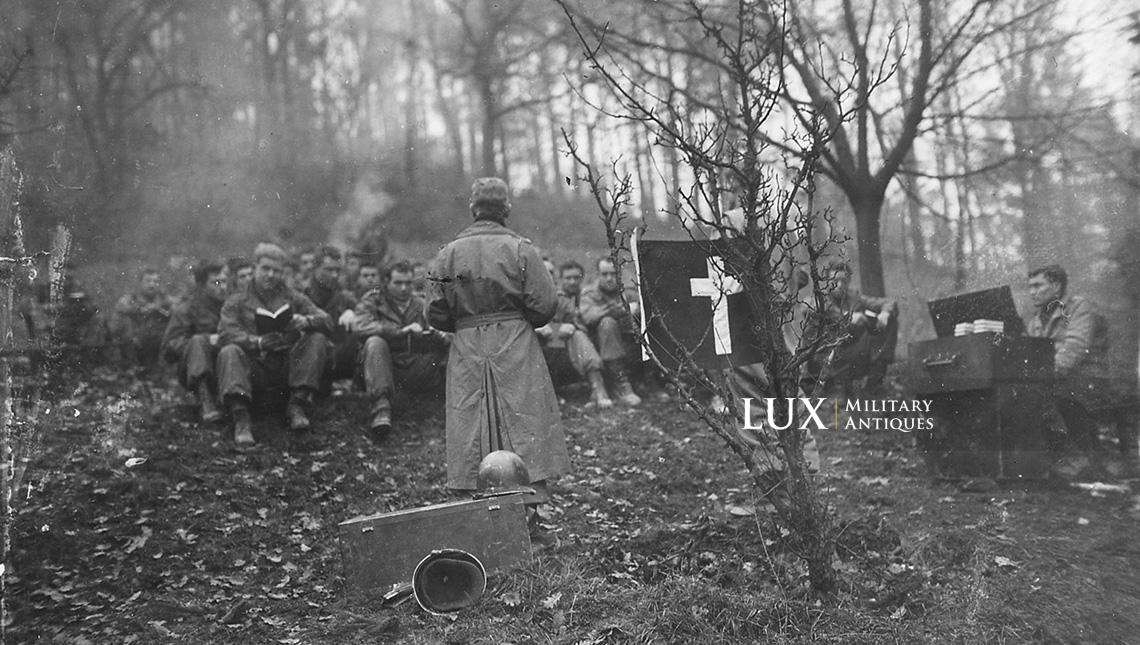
top-left (255, 304), bottom-right (293, 335)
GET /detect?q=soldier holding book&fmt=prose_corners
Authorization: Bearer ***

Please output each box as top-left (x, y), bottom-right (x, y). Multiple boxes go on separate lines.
top-left (217, 243), bottom-right (333, 446)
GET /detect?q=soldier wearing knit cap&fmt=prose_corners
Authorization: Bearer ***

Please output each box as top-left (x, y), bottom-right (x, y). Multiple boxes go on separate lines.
top-left (216, 242), bottom-right (333, 446)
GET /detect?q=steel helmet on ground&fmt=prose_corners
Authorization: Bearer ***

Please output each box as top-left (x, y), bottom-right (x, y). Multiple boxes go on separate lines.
top-left (411, 549), bottom-right (487, 615)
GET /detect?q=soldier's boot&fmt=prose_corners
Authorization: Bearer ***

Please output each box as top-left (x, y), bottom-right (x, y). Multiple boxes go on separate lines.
top-left (197, 381), bottom-right (223, 424)
top-left (231, 400), bottom-right (255, 446)
top-left (586, 369), bottom-right (614, 409)
top-left (605, 361), bottom-right (641, 407)
top-left (286, 389), bottom-right (312, 433)
top-left (369, 397), bottom-right (392, 444)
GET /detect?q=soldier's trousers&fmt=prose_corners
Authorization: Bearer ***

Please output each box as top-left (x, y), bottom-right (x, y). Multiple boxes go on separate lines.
top-left (177, 334), bottom-right (218, 391)
top-left (325, 334), bottom-right (361, 381)
top-left (359, 336), bottom-right (445, 410)
top-left (543, 330), bottom-right (603, 382)
top-left (217, 332), bottom-right (329, 403)
top-left (592, 316), bottom-right (636, 362)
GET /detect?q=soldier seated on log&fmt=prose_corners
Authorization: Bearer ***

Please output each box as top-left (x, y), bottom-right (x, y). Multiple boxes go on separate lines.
top-left (803, 259), bottom-right (899, 396)
top-left (535, 259), bottom-right (613, 408)
top-left (1025, 264), bottom-right (1138, 477)
top-left (216, 243), bottom-right (333, 446)
top-left (111, 266), bottom-right (175, 371)
top-left (354, 259), bottom-right (449, 442)
top-left (161, 260), bottom-right (228, 425)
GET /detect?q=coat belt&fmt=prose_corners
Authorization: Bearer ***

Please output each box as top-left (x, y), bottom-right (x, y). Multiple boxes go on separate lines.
top-left (456, 311), bottom-right (525, 330)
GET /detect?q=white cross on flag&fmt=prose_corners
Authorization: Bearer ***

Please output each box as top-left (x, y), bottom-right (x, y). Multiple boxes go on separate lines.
top-left (632, 236), bottom-right (764, 370)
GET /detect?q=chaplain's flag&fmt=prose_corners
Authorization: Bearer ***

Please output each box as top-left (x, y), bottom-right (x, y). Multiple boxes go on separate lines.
top-left (632, 234), bottom-right (763, 370)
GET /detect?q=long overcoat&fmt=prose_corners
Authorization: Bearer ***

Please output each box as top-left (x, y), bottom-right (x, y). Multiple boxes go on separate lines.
top-left (428, 219), bottom-right (569, 490)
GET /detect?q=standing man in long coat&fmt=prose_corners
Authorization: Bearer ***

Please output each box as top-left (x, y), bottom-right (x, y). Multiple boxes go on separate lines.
top-left (428, 177), bottom-right (571, 511)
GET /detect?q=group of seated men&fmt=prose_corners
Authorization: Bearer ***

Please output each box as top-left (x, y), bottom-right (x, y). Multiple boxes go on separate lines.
top-left (143, 244), bottom-right (651, 447)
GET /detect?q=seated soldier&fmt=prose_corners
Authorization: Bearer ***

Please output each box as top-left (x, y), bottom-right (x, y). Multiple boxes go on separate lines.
top-left (536, 260), bottom-right (612, 408)
top-left (112, 266), bottom-right (175, 369)
top-left (227, 256), bottom-right (253, 294)
top-left (161, 260), bottom-right (228, 424)
top-left (297, 246), bottom-right (317, 292)
top-left (804, 260), bottom-right (898, 394)
top-left (217, 243), bottom-right (333, 446)
top-left (355, 258), bottom-right (384, 299)
top-left (1026, 264), bottom-right (1125, 473)
top-left (354, 260), bottom-right (448, 441)
top-left (558, 260), bottom-right (586, 307)
top-left (47, 265), bottom-right (113, 366)
top-left (304, 246), bottom-right (358, 389)
top-left (580, 257), bottom-right (642, 406)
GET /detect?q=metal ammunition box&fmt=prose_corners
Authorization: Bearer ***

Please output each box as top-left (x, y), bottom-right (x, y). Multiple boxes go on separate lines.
top-left (338, 493), bottom-right (531, 596)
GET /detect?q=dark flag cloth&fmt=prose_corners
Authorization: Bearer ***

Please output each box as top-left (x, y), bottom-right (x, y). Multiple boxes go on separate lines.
top-left (633, 236), bottom-right (764, 371)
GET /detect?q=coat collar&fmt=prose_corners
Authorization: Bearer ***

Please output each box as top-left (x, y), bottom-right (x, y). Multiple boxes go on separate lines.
top-left (456, 219), bottom-right (520, 240)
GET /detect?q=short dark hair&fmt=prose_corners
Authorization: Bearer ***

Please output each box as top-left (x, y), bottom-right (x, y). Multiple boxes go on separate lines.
top-left (227, 256), bottom-right (252, 273)
top-left (192, 260), bottom-right (225, 286)
top-left (472, 202), bottom-right (509, 224)
top-left (1028, 264), bottom-right (1067, 295)
top-left (559, 260), bottom-right (584, 276)
top-left (316, 245), bottom-right (342, 264)
top-left (140, 266), bottom-right (160, 279)
top-left (387, 260), bottom-right (414, 279)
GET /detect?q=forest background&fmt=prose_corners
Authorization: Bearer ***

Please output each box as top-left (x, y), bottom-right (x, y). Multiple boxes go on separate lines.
top-left (2, 0), bottom-right (1139, 360)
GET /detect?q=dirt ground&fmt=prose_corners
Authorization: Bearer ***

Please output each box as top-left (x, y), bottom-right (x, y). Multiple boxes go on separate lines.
top-left (5, 366), bottom-right (1140, 644)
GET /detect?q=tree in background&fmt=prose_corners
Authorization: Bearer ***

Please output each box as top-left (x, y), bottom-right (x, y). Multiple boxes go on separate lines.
top-left (561, 0), bottom-right (849, 594)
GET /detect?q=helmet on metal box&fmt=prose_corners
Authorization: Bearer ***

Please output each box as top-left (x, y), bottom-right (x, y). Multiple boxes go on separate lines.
top-left (476, 450), bottom-right (531, 492)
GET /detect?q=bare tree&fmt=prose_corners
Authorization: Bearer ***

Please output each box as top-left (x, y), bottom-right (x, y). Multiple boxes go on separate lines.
top-left (441, 0), bottom-right (568, 176)
top-left (559, 0), bottom-right (850, 594)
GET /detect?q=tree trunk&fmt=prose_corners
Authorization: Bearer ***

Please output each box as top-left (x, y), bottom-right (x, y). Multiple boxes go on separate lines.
top-left (547, 99), bottom-right (563, 194)
top-left (403, 19), bottom-right (420, 188)
top-left (851, 191), bottom-right (886, 296)
top-left (477, 75), bottom-right (497, 176)
top-left (0, 146), bottom-right (20, 600)
top-left (529, 109), bottom-right (547, 190)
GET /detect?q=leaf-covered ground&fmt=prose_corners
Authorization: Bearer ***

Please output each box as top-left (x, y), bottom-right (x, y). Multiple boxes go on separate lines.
top-left (6, 367), bottom-right (1140, 644)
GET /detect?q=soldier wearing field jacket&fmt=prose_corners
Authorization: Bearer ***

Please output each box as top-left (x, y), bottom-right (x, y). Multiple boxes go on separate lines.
top-left (355, 260), bottom-right (448, 440)
top-left (217, 243), bottom-right (332, 446)
top-left (161, 260), bottom-right (228, 425)
top-left (1026, 264), bottom-right (1117, 458)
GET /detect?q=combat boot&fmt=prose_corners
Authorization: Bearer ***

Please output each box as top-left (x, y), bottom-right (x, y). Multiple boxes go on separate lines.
top-left (586, 369), bottom-right (614, 409)
top-left (605, 361), bottom-right (641, 407)
top-left (197, 381), bottom-right (222, 424)
top-left (369, 397), bottom-right (392, 444)
top-left (286, 389), bottom-right (312, 432)
top-left (231, 402), bottom-right (254, 446)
